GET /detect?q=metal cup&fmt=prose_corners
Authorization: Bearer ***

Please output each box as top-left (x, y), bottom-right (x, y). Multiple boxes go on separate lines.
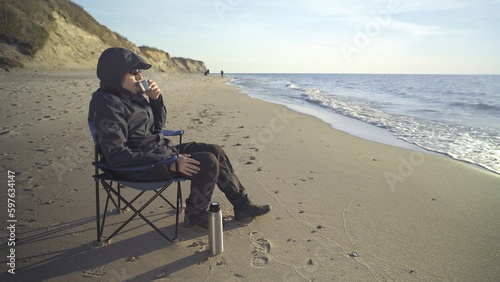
top-left (138, 80), bottom-right (150, 93)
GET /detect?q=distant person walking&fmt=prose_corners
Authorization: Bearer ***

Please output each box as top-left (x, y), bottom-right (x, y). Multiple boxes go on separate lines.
top-left (220, 70), bottom-right (224, 77)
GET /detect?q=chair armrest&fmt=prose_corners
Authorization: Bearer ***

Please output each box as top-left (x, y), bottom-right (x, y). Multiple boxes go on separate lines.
top-left (93, 154), bottom-right (178, 172)
top-left (162, 129), bottom-right (184, 136)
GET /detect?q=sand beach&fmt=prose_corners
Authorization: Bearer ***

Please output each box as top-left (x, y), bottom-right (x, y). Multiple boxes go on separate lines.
top-left (0, 70), bottom-right (499, 281)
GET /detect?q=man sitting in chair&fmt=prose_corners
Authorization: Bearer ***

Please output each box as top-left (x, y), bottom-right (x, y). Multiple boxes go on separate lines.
top-left (88, 47), bottom-right (270, 228)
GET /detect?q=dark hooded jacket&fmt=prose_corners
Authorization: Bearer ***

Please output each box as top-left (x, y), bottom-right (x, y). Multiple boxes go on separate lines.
top-left (88, 47), bottom-right (174, 180)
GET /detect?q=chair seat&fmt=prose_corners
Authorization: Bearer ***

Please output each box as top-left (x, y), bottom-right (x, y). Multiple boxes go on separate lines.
top-left (95, 173), bottom-right (185, 191)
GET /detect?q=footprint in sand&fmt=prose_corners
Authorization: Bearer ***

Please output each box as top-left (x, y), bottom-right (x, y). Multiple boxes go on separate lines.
top-left (251, 237), bottom-right (271, 268)
top-left (25, 197), bottom-right (43, 207)
top-left (68, 224), bottom-right (86, 237)
top-left (83, 264), bottom-right (107, 278)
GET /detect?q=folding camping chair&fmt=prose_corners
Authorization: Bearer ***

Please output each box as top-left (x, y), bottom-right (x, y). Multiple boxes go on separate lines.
top-left (88, 119), bottom-right (186, 243)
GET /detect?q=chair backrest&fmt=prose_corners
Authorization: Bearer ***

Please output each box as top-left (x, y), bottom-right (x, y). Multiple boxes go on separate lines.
top-left (88, 118), bottom-right (181, 173)
top-left (88, 119), bottom-right (98, 142)
top-left (88, 119), bottom-right (104, 170)
top-left (87, 118), bottom-right (154, 171)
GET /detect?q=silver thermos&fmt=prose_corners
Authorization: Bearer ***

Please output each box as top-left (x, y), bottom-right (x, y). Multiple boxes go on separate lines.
top-left (208, 202), bottom-right (223, 255)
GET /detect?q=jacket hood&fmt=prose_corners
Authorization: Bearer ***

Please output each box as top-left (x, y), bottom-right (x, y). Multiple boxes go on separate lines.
top-left (96, 47), bottom-right (151, 93)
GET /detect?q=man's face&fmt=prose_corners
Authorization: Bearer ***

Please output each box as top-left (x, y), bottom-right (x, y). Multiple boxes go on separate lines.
top-left (121, 69), bottom-right (143, 94)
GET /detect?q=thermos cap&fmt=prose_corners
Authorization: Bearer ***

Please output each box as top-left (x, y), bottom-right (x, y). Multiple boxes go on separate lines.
top-left (209, 202), bottom-right (220, 212)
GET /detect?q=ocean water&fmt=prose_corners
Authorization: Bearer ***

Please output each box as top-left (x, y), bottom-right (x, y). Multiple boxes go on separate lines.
top-left (228, 73), bottom-right (500, 175)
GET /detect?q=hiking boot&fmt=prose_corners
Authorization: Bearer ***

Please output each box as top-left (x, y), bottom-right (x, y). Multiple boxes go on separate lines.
top-left (234, 203), bottom-right (271, 221)
top-left (184, 211), bottom-right (209, 229)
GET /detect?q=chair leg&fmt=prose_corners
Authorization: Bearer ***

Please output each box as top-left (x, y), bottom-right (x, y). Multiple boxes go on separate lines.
top-left (157, 189), bottom-right (176, 209)
top-left (95, 178), bottom-right (184, 243)
top-left (117, 182), bottom-right (121, 211)
top-left (107, 189), bottom-right (121, 214)
top-left (128, 190), bottom-right (147, 207)
top-left (95, 178), bottom-right (101, 243)
top-left (96, 179), bottom-right (117, 242)
top-left (179, 181), bottom-right (183, 212)
top-left (101, 181), bottom-right (121, 213)
top-left (174, 181), bottom-right (182, 240)
top-left (100, 189), bottom-right (113, 238)
top-left (104, 185), bottom-right (174, 243)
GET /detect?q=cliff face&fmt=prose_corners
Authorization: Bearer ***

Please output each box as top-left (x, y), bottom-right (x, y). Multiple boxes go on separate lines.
top-left (137, 47), bottom-right (205, 73)
top-left (172, 57), bottom-right (207, 73)
top-left (0, 0), bottom-right (206, 73)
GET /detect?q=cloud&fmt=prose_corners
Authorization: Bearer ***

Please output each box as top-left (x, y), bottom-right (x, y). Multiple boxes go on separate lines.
top-left (388, 20), bottom-right (442, 36)
top-left (400, 0), bottom-right (482, 13)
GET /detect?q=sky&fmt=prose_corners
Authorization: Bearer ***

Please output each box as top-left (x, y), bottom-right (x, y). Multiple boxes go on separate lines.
top-left (71, 0), bottom-right (500, 74)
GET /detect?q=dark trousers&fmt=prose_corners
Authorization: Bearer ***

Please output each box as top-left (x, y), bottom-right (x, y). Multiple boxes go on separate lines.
top-left (111, 142), bottom-right (249, 215)
top-left (175, 142), bottom-right (249, 215)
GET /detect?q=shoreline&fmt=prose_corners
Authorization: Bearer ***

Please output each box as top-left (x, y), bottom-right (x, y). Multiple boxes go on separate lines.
top-left (226, 74), bottom-right (500, 177)
top-left (0, 70), bottom-right (499, 281)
